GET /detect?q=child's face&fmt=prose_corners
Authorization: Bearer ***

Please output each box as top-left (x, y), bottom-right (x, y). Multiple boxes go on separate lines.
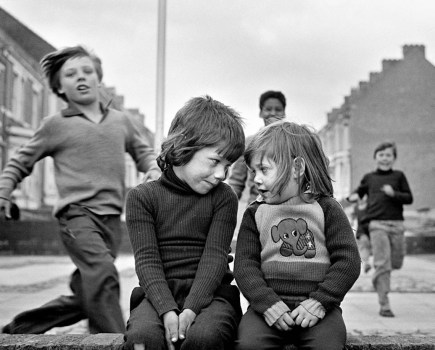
top-left (260, 98), bottom-right (285, 126)
top-left (173, 146), bottom-right (232, 195)
top-left (58, 56), bottom-right (100, 106)
top-left (375, 147), bottom-right (395, 171)
top-left (250, 154), bottom-right (298, 204)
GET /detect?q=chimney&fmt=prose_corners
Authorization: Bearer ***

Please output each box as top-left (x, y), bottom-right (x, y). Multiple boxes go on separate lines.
top-left (403, 45), bottom-right (425, 59)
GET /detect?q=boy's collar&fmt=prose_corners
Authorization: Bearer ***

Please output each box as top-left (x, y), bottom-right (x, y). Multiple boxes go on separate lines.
top-left (61, 102), bottom-right (109, 118)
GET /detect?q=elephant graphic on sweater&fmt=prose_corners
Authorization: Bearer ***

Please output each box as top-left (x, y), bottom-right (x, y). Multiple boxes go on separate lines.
top-left (271, 218), bottom-right (316, 258)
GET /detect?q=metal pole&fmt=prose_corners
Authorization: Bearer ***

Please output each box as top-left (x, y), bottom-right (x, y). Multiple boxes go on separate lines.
top-left (155, 0), bottom-right (166, 153)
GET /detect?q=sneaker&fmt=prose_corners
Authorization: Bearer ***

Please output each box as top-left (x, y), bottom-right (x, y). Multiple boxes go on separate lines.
top-left (379, 309), bottom-right (395, 317)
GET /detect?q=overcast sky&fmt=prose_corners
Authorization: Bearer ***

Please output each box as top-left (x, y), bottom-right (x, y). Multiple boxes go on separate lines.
top-left (1, 0), bottom-right (434, 136)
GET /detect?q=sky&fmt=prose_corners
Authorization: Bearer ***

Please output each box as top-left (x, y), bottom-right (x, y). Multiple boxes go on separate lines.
top-left (1, 0), bottom-right (434, 137)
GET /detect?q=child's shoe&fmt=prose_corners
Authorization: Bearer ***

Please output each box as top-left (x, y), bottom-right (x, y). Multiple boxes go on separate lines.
top-left (379, 309), bottom-right (395, 317)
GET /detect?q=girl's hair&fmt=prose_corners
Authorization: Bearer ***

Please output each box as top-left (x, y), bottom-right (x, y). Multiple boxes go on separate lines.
top-left (373, 141), bottom-right (397, 159)
top-left (244, 121), bottom-right (333, 200)
top-left (157, 95), bottom-right (245, 171)
top-left (40, 45), bottom-right (103, 102)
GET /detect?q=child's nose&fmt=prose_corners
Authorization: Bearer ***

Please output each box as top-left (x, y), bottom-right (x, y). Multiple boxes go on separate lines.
top-left (254, 174), bottom-right (263, 184)
top-left (214, 165), bottom-right (227, 181)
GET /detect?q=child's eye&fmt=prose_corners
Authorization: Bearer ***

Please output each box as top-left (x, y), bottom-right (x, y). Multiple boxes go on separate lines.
top-left (83, 67), bottom-right (95, 74)
top-left (260, 167), bottom-right (269, 174)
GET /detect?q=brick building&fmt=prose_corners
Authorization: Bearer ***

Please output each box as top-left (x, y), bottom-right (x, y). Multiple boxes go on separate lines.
top-left (319, 44), bottom-right (435, 212)
top-left (0, 7), bottom-right (153, 219)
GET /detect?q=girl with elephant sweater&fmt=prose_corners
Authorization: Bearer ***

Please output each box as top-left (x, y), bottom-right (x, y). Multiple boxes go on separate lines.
top-left (234, 121), bottom-right (361, 350)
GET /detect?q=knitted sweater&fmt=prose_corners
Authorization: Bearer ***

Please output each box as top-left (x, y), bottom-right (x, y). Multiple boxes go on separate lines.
top-left (234, 196), bottom-right (360, 325)
top-left (356, 169), bottom-right (413, 224)
top-left (0, 103), bottom-right (158, 216)
top-left (126, 167), bottom-right (238, 317)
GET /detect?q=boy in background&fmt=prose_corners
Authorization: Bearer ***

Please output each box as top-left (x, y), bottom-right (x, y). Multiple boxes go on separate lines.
top-left (349, 141), bottom-right (413, 317)
top-left (228, 90), bottom-right (286, 204)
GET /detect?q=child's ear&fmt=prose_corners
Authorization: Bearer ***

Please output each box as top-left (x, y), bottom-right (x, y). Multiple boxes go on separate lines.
top-left (293, 157), bottom-right (306, 178)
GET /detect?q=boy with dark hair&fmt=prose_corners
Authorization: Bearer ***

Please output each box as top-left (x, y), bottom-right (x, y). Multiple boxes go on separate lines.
top-left (124, 95), bottom-right (245, 350)
top-left (228, 90), bottom-right (287, 204)
top-left (0, 45), bottom-right (160, 334)
top-left (349, 141), bottom-right (413, 317)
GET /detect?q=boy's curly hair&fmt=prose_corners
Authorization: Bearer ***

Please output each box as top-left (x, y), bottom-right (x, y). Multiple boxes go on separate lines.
top-left (157, 96), bottom-right (245, 171)
top-left (40, 45), bottom-right (103, 102)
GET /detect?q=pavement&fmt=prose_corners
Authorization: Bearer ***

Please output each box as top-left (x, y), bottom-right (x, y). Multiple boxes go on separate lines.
top-left (0, 252), bottom-right (435, 336)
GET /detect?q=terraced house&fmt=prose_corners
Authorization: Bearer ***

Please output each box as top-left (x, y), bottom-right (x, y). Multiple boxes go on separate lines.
top-left (319, 44), bottom-right (435, 213)
top-left (0, 7), bottom-right (153, 220)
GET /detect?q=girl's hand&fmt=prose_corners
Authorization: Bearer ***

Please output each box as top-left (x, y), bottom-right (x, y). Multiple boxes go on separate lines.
top-left (273, 312), bottom-right (295, 331)
top-left (162, 311), bottom-right (179, 350)
top-left (178, 309), bottom-right (196, 340)
top-left (290, 305), bottom-right (320, 328)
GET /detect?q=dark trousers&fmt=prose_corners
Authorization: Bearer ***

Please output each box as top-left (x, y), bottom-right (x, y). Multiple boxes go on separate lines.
top-left (124, 283), bottom-right (241, 350)
top-left (2, 204), bottom-right (125, 334)
top-left (235, 306), bottom-right (346, 350)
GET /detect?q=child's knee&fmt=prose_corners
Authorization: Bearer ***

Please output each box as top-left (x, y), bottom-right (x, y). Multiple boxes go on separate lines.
top-left (124, 324), bottom-right (165, 350)
top-left (183, 327), bottom-right (227, 350)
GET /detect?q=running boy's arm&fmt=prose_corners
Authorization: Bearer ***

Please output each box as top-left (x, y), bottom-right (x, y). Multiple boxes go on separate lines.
top-left (182, 184), bottom-right (238, 314)
top-left (234, 203), bottom-right (291, 327)
top-left (124, 113), bottom-right (161, 180)
top-left (308, 197), bottom-right (361, 310)
top-left (387, 171), bottom-right (413, 204)
top-left (0, 118), bottom-right (54, 201)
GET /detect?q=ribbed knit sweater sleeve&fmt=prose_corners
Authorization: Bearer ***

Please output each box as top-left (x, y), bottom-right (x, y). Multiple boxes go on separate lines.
top-left (183, 184), bottom-right (239, 313)
top-left (311, 197), bottom-right (361, 309)
top-left (234, 203), bottom-right (283, 314)
top-left (126, 184), bottom-right (178, 315)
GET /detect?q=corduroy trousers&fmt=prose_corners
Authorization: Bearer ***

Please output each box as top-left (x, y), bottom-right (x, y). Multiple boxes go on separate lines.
top-left (2, 204), bottom-right (125, 334)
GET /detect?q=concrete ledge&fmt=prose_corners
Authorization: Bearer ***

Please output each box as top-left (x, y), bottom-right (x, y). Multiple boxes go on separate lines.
top-left (1, 334), bottom-right (435, 350)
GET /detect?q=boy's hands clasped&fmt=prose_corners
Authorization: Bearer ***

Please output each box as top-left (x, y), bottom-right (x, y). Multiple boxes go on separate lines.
top-left (273, 304), bottom-right (322, 331)
top-left (163, 309), bottom-right (197, 350)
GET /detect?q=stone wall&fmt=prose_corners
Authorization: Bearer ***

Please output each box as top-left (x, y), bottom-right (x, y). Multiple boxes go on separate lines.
top-left (1, 334), bottom-right (434, 350)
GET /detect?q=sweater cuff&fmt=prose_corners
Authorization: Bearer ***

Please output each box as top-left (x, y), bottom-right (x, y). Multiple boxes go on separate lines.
top-left (263, 301), bottom-right (291, 326)
top-left (300, 298), bottom-right (326, 319)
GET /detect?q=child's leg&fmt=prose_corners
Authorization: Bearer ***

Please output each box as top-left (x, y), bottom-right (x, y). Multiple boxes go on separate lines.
top-left (369, 221), bottom-right (393, 314)
top-left (358, 234), bottom-right (372, 272)
top-left (124, 296), bottom-right (166, 350)
top-left (181, 294), bottom-right (240, 350)
top-left (294, 306), bottom-right (346, 350)
top-left (235, 307), bottom-right (284, 350)
top-left (58, 205), bottom-right (125, 333)
top-left (388, 221), bottom-right (406, 270)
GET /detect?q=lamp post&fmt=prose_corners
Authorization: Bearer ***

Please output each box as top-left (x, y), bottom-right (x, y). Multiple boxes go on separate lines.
top-left (155, 0), bottom-right (166, 153)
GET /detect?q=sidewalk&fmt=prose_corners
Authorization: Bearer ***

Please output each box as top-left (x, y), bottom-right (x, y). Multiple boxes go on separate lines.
top-left (1, 254), bottom-right (435, 336)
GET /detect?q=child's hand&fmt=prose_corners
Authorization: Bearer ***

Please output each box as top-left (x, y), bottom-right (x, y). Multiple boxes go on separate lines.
top-left (178, 309), bottom-right (196, 340)
top-left (381, 184), bottom-right (395, 197)
top-left (273, 312), bottom-right (295, 331)
top-left (143, 168), bottom-right (161, 182)
top-left (290, 305), bottom-right (320, 328)
top-left (0, 198), bottom-right (11, 219)
top-left (162, 311), bottom-right (179, 350)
